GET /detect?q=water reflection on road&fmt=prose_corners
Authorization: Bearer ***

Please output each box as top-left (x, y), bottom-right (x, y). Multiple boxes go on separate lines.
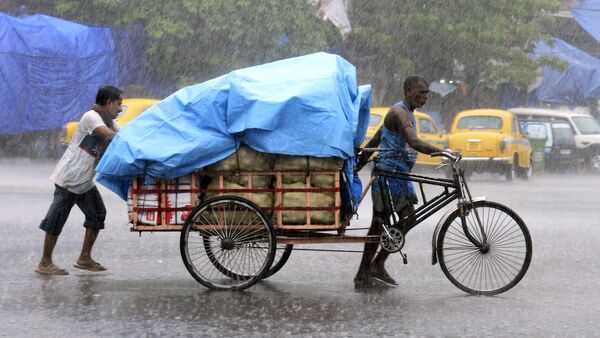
top-left (1, 160), bottom-right (599, 337)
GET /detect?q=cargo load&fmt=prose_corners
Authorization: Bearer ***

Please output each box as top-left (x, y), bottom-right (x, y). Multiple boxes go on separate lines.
top-left (100, 52), bottom-right (370, 230)
top-left (128, 145), bottom-right (344, 230)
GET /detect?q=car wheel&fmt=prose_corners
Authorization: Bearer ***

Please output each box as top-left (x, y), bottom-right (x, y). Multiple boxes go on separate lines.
top-left (505, 158), bottom-right (516, 181)
top-left (517, 156), bottom-right (533, 180)
top-left (590, 154), bottom-right (600, 174)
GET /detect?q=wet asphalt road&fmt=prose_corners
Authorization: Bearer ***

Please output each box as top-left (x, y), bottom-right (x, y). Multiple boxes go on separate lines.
top-left (1, 159), bottom-right (599, 337)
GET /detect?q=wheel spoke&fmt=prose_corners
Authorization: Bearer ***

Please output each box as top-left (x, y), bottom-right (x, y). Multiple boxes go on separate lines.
top-left (451, 251), bottom-right (482, 287)
top-left (489, 251), bottom-right (519, 282)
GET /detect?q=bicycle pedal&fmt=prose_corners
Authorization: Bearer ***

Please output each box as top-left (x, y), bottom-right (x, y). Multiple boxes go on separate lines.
top-left (400, 251), bottom-right (408, 264)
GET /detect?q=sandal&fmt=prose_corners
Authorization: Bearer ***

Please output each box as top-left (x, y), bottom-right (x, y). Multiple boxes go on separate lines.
top-left (35, 263), bottom-right (69, 276)
top-left (73, 261), bottom-right (107, 272)
top-left (369, 270), bottom-right (398, 286)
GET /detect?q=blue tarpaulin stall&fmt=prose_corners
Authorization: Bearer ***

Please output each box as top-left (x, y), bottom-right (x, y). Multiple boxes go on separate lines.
top-left (573, 0), bottom-right (600, 44)
top-left (0, 13), bottom-right (118, 135)
top-left (96, 52), bottom-right (371, 204)
top-left (531, 38), bottom-right (600, 105)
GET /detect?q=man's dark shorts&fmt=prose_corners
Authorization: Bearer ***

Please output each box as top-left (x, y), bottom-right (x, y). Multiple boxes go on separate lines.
top-left (372, 189), bottom-right (417, 214)
top-left (39, 185), bottom-right (106, 236)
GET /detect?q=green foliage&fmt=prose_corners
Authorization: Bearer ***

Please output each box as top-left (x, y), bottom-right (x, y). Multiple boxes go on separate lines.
top-left (345, 0), bottom-right (560, 103)
top-left (55, 0), bottom-right (337, 87)
top-left (538, 55), bottom-right (568, 72)
top-left (51, 0), bottom-right (560, 101)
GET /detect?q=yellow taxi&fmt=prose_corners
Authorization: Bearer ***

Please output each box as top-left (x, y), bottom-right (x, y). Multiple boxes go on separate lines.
top-left (62, 98), bottom-right (159, 144)
top-left (362, 107), bottom-right (447, 167)
top-left (448, 109), bottom-right (532, 180)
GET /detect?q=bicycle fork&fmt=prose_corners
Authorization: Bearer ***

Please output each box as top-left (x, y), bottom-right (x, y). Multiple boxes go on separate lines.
top-left (458, 196), bottom-right (489, 251)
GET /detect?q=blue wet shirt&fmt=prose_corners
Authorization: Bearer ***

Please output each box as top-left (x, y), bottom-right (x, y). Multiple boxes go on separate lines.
top-left (372, 101), bottom-right (418, 198)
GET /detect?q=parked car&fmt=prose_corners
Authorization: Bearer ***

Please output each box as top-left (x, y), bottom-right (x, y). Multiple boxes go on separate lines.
top-left (547, 121), bottom-right (577, 170)
top-left (362, 107), bottom-right (386, 147)
top-left (448, 109), bottom-right (532, 180)
top-left (509, 108), bottom-right (600, 173)
top-left (61, 98), bottom-right (160, 144)
top-left (519, 119), bottom-right (576, 171)
top-left (413, 110), bottom-right (448, 167)
top-left (361, 107), bottom-right (447, 167)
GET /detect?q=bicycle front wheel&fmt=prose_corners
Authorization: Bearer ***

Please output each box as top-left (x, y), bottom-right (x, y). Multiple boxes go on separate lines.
top-left (437, 200), bottom-right (532, 296)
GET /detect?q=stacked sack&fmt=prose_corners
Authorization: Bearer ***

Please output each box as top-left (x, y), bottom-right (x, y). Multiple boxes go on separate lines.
top-left (200, 145), bottom-right (343, 226)
top-left (203, 146), bottom-right (274, 215)
top-left (273, 155), bottom-right (343, 225)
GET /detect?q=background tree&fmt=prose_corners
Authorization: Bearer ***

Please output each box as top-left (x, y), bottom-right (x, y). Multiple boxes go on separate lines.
top-left (344, 0), bottom-right (561, 107)
top-left (0, 0), bottom-right (568, 159)
top-left (53, 0), bottom-right (339, 88)
top-left (2, 0), bottom-right (563, 107)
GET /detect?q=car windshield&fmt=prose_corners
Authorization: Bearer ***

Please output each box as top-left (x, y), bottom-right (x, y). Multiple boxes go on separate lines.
top-left (551, 122), bottom-right (575, 145)
top-left (572, 116), bottom-right (600, 135)
top-left (457, 116), bottom-right (502, 129)
top-left (418, 117), bottom-right (438, 134)
top-left (521, 121), bottom-right (547, 139)
top-left (369, 114), bottom-right (383, 127)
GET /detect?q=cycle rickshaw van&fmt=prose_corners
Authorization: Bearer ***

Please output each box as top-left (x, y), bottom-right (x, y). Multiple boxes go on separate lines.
top-left (96, 53), bottom-right (532, 294)
top-left (96, 52), bottom-right (371, 287)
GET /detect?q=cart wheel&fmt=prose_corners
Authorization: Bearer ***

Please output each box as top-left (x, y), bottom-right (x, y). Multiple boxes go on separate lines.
top-left (180, 196), bottom-right (276, 290)
top-left (203, 241), bottom-right (292, 280)
top-left (263, 244), bottom-right (293, 279)
top-left (436, 200), bottom-right (532, 296)
top-left (200, 240), bottom-right (292, 280)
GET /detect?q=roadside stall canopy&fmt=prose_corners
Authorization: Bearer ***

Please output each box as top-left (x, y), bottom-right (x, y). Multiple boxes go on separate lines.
top-left (573, 0), bottom-right (600, 44)
top-left (0, 13), bottom-right (117, 135)
top-left (532, 38), bottom-right (600, 105)
top-left (96, 52), bottom-right (371, 202)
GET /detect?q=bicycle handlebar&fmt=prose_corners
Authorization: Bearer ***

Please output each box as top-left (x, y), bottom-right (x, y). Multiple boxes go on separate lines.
top-left (431, 150), bottom-right (461, 162)
top-left (357, 147), bottom-right (461, 162)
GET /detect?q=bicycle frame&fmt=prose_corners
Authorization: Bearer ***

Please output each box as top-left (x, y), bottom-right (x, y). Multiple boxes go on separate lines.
top-left (362, 150), bottom-right (487, 250)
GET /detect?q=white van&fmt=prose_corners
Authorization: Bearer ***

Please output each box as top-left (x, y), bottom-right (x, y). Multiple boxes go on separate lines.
top-left (509, 108), bottom-right (600, 172)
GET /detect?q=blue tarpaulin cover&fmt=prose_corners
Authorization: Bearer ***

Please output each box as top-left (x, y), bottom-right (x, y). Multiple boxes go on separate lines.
top-left (573, 1), bottom-right (600, 44)
top-left (0, 13), bottom-right (118, 135)
top-left (96, 52), bottom-right (371, 202)
top-left (532, 38), bottom-right (600, 104)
